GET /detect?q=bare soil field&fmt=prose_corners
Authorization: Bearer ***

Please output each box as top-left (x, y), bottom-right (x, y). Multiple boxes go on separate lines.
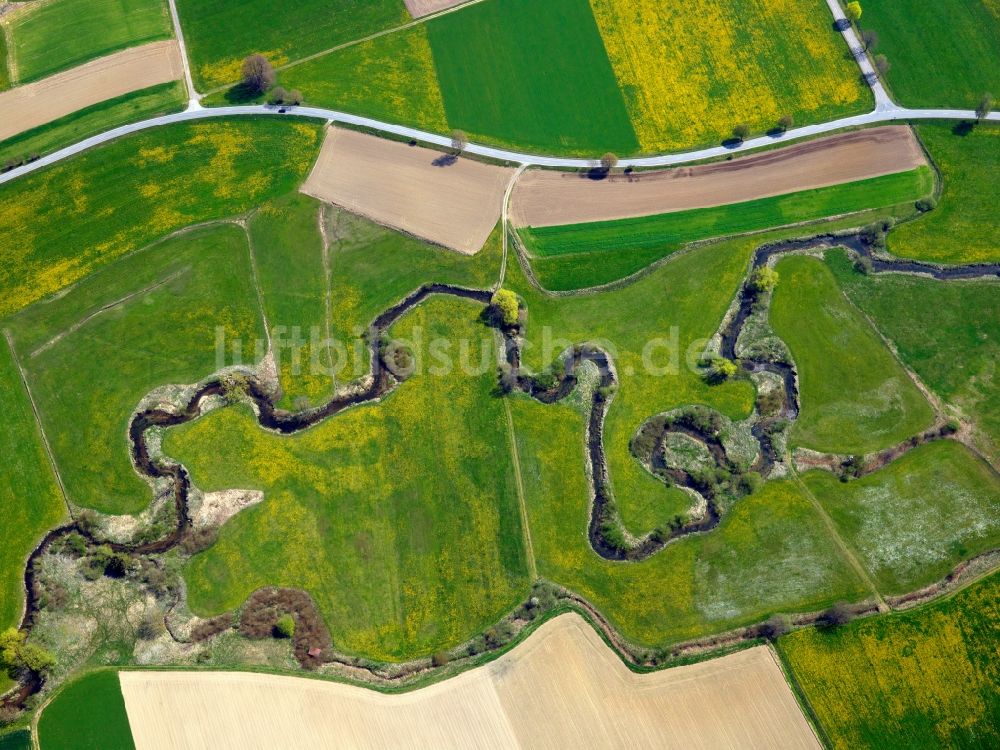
top-left (301, 127), bottom-right (514, 254)
top-left (119, 613), bottom-right (819, 749)
top-left (0, 40), bottom-right (184, 141)
top-left (404, 0), bottom-right (472, 18)
top-left (510, 126), bottom-right (926, 228)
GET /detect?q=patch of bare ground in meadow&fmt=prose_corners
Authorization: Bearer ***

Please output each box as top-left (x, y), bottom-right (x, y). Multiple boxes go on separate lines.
top-left (119, 612), bottom-right (819, 749)
top-left (404, 0), bottom-right (471, 18)
top-left (510, 126), bottom-right (926, 227)
top-left (0, 40), bottom-right (184, 141)
top-left (301, 127), bottom-right (514, 254)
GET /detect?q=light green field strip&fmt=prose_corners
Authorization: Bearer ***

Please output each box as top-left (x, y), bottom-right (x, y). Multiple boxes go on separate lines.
top-left (771, 255), bottom-right (935, 454)
top-left (0, 334), bottom-right (67, 632)
top-left (6, 0), bottom-right (172, 84)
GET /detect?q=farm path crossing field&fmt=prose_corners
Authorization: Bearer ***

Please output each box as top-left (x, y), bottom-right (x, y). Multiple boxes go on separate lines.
top-left (118, 613), bottom-right (819, 750)
top-left (0, 41), bottom-right (184, 142)
top-left (510, 126), bottom-right (926, 227)
top-left (301, 127), bottom-right (515, 254)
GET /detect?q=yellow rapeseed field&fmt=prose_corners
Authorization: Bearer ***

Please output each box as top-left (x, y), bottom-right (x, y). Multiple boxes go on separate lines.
top-left (589, 0), bottom-right (870, 151)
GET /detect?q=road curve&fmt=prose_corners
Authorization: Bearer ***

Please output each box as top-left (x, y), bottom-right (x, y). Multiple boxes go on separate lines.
top-left (0, 101), bottom-right (997, 186)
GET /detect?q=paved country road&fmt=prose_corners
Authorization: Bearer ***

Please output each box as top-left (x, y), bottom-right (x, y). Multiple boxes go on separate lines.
top-left (0, 100), bottom-right (997, 187)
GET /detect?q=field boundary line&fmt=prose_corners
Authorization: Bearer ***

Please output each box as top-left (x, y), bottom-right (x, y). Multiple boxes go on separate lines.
top-left (317, 204), bottom-right (337, 396)
top-left (2, 329), bottom-right (73, 520)
top-left (498, 164), bottom-right (527, 289)
top-left (29, 268), bottom-right (189, 359)
top-left (0, 20), bottom-right (16, 86)
top-left (165, 0), bottom-right (198, 101)
top-left (502, 397), bottom-right (537, 581)
top-left (240, 218), bottom-right (273, 353)
top-left (789, 465), bottom-right (888, 611)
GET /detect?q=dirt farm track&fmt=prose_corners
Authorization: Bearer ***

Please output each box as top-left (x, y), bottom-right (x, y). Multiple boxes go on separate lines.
top-left (0, 41), bottom-right (185, 142)
top-left (118, 614), bottom-right (819, 749)
top-left (509, 126), bottom-right (926, 228)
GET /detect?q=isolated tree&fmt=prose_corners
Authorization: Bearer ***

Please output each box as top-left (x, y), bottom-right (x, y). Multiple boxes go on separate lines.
top-left (268, 86), bottom-right (287, 105)
top-left (241, 54), bottom-right (275, 95)
top-left (705, 356), bottom-right (738, 384)
top-left (845, 1), bottom-right (862, 24)
top-left (600, 152), bottom-right (619, 171)
top-left (274, 614), bottom-right (295, 639)
top-left (860, 28), bottom-right (878, 51)
top-left (0, 628), bottom-right (55, 677)
top-left (757, 614), bottom-right (790, 641)
top-left (491, 289), bottom-right (520, 327)
top-left (976, 93), bottom-right (993, 121)
top-left (450, 129), bottom-right (469, 153)
top-left (777, 114), bottom-right (794, 132)
top-left (732, 122), bottom-right (751, 142)
top-left (747, 266), bottom-right (779, 295)
top-left (873, 54), bottom-right (891, 77)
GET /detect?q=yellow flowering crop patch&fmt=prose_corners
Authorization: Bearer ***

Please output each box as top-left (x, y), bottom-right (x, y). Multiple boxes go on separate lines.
top-left (589, 0), bottom-right (870, 151)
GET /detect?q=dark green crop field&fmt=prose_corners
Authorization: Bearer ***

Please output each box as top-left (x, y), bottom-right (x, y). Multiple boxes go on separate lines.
top-left (427, 0), bottom-right (638, 156)
top-left (38, 671), bottom-right (135, 750)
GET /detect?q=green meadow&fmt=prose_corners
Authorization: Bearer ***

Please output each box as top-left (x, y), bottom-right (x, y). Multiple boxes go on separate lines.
top-left (858, 0), bottom-right (1000, 109)
top-left (771, 255), bottom-right (934, 454)
top-left (7, 225), bottom-right (265, 515)
top-left (805, 440), bottom-right (1000, 593)
top-left (7, 0), bottom-right (171, 83)
top-left (0, 338), bottom-right (66, 631)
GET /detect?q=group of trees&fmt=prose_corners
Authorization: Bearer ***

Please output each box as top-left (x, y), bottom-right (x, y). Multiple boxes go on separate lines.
top-left (241, 54), bottom-right (302, 106)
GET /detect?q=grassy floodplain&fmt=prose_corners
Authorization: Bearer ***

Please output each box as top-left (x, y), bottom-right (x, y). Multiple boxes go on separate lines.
top-left (0, 117), bottom-right (321, 318)
top-left (278, 26), bottom-right (448, 133)
top-left (0, 82), bottom-right (187, 167)
top-left (857, 0), bottom-right (1000, 109)
top-left (828, 250), bottom-right (1000, 457)
top-left (166, 298), bottom-right (531, 661)
top-left (779, 571), bottom-right (1000, 749)
top-left (176, 0), bottom-right (407, 91)
top-left (588, 0), bottom-right (871, 151)
top-left (889, 123), bottom-right (1000, 264)
top-left (521, 167), bottom-right (932, 290)
top-left (804, 440), bottom-right (1000, 593)
top-left (426, 0), bottom-right (638, 155)
top-left (0, 339), bottom-right (67, 631)
top-left (511, 396), bottom-right (868, 645)
top-left (770, 255), bottom-right (934, 454)
top-left (37, 671), bottom-right (135, 750)
top-left (248, 194), bottom-right (334, 409)
top-left (5, 0), bottom-right (171, 83)
top-left (7, 226), bottom-right (266, 516)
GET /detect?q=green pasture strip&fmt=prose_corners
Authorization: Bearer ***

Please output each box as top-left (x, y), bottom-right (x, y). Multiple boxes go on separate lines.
top-left (777, 571), bottom-right (1000, 750)
top-left (37, 670), bottom-right (135, 750)
top-left (828, 249), bottom-right (1000, 455)
top-left (0, 117), bottom-right (322, 318)
top-left (9, 0), bottom-right (171, 83)
top-left (0, 337), bottom-right (66, 631)
top-left (504, 236), bottom-right (756, 534)
top-left (248, 193), bottom-right (333, 409)
top-left (175, 0), bottom-right (408, 91)
top-left (512, 395), bottom-right (867, 646)
top-left (522, 168), bottom-right (932, 259)
top-left (0, 82), bottom-right (187, 167)
top-left (167, 297), bottom-right (531, 662)
top-left (858, 0), bottom-right (1000, 108)
top-left (6, 225), bottom-right (266, 516)
top-left (804, 440), bottom-right (1000, 593)
top-left (770, 255), bottom-right (935, 454)
top-left (426, 0), bottom-right (638, 156)
top-left (276, 25), bottom-right (448, 134)
top-left (0, 730), bottom-right (31, 750)
top-left (326, 206), bottom-right (503, 380)
top-left (889, 123), bottom-right (1000, 264)
top-left (0, 27), bottom-right (10, 90)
